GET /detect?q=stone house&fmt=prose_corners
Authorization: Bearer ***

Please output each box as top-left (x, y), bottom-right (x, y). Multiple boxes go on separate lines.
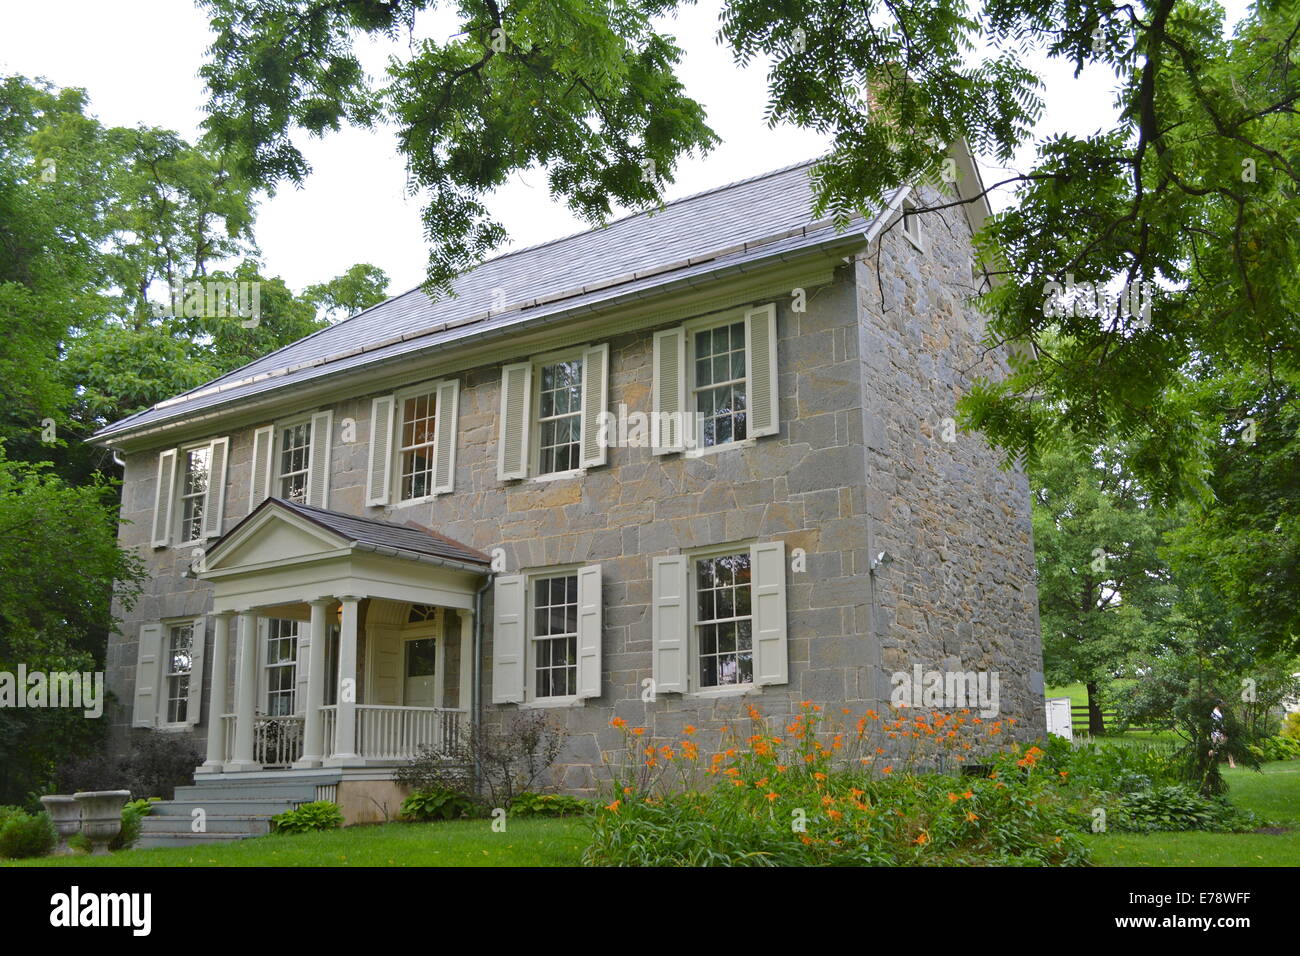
top-left (91, 151), bottom-right (1044, 839)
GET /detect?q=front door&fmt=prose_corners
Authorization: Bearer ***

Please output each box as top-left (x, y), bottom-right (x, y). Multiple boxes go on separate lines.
top-left (403, 637), bottom-right (438, 707)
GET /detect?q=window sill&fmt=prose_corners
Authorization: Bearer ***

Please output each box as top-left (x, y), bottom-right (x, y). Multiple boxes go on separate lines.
top-left (902, 229), bottom-right (925, 252)
top-left (529, 468), bottom-right (586, 484)
top-left (155, 723), bottom-right (192, 733)
top-left (519, 696), bottom-right (585, 710)
top-left (688, 684), bottom-right (759, 700)
top-left (684, 438), bottom-right (756, 460)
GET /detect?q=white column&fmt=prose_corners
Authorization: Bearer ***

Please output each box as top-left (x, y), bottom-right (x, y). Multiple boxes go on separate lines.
top-left (296, 598), bottom-right (332, 768)
top-left (458, 608), bottom-right (473, 713)
top-left (199, 611), bottom-right (234, 772)
top-left (228, 609), bottom-right (261, 772)
top-left (329, 595), bottom-right (362, 765)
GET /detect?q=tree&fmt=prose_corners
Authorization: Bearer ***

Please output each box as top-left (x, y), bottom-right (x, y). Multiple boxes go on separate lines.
top-left (198, 0), bottom-right (1300, 502)
top-left (303, 262), bottom-right (390, 321)
top-left (1031, 438), bottom-right (1173, 733)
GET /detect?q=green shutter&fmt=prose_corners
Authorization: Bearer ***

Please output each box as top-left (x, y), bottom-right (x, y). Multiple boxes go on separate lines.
top-left (579, 344), bottom-right (609, 469)
top-left (651, 328), bottom-right (686, 454)
top-left (751, 540), bottom-right (789, 686)
top-left (651, 555), bottom-right (689, 693)
top-left (745, 303), bottom-right (779, 437)
top-left (366, 395), bottom-right (396, 506)
top-left (497, 362), bottom-right (532, 480)
top-left (576, 564), bottom-right (603, 699)
top-left (432, 379), bottom-right (460, 494)
top-left (151, 449), bottom-right (177, 548)
top-left (491, 574), bottom-right (526, 703)
top-left (307, 410), bottom-right (333, 508)
top-left (132, 623), bottom-right (164, 728)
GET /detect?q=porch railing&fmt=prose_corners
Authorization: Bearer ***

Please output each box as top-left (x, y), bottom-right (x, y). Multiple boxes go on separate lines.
top-left (218, 713), bottom-right (304, 768)
top-left (319, 704), bottom-right (463, 761)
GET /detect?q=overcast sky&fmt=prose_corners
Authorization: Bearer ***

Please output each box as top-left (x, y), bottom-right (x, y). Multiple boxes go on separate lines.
top-left (0, 0), bottom-right (1250, 298)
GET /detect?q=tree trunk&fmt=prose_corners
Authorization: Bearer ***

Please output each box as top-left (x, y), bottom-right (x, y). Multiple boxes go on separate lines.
top-left (1086, 681), bottom-right (1106, 736)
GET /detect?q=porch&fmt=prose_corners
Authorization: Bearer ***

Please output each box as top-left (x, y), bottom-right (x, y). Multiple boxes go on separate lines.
top-left (197, 497), bottom-right (490, 773)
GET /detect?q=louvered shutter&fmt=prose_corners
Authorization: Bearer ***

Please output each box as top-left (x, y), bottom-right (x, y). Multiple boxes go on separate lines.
top-left (751, 540), bottom-right (789, 686)
top-left (745, 304), bottom-right (780, 438)
top-left (497, 362), bottom-right (532, 480)
top-left (151, 449), bottom-right (177, 548)
top-left (579, 344), bottom-right (609, 469)
top-left (366, 395), bottom-right (396, 506)
top-left (186, 617), bottom-right (207, 727)
top-left (432, 379), bottom-right (459, 494)
top-left (132, 623), bottom-right (165, 727)
top-left (250, 425), bottom-right (274, 510)
top-left (295, 620), bottom-right (311, 716)
top-left (652, 328), bottom-right (686, 454)
top-left (576, 564), bottom-right (603, 699)
top-left (201, 438), bottom-right (229, 539)
top-left (491, 574), bottom-right (526, 703)
top-left (651, 555), bottom-right (689, 693)
top-left (306, 410), bottom-right (333, 508)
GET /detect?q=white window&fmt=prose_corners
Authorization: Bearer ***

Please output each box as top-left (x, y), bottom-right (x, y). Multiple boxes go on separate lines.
top-left (176, 445), bottom-right (211, 544)
top-left (163, 622), bottom-right (195, 724)
top-left (531, 573), bottom-right (579, 699)
top-left (276, 420), bottom-right (312, 503)
top-left (535, 359), bottom-right (583, 475)
top-left (265, 619), bottom-right (299, 716)
top-left (690, 321), bottom-right (749, 449)
top-left (397, 389), bottom-right (437, 501)
top-left (693, 551), bottom-right (753, 688)
top-left (901, 198), bottom-right (923, 248)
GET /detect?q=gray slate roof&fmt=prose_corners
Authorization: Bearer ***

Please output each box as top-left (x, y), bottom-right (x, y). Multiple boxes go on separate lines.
top-left (95, 158), bottom-right (876, 443)
top-left (241, 497), bottom-right (490, 568)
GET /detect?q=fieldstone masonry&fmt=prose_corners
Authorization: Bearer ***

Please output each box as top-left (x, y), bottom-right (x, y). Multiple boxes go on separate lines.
top-left (106, 188), bottom-right (1044, 796)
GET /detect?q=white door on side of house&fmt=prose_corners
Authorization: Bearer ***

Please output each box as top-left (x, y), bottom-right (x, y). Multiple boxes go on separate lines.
top-left (403, 635), bottom-right (439, 707)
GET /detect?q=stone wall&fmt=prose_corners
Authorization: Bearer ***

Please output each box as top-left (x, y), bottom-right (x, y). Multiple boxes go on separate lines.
top-left (105, 197), bottom-right (1044, 793)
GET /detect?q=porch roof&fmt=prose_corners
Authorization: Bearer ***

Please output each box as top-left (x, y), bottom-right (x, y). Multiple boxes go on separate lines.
top-left (200, 498), bottom-right (490, 614)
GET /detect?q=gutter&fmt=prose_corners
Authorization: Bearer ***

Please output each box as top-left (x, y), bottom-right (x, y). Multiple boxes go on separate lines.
top-left (90, 224), bottom-right (874, 447)
top-left (347, 540), bottom-right (490, 576)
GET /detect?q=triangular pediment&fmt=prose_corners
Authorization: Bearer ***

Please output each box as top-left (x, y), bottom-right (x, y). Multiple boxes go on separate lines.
top-left (203, 501), bottom-right (349, 573)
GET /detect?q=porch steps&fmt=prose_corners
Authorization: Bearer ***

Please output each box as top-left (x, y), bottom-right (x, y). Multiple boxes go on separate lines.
top-left (136, 772), bottom-right (341, 849)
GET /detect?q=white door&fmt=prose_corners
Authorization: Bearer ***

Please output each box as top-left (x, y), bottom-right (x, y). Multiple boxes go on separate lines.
top-left (403, 636), bottom-right (439, 707)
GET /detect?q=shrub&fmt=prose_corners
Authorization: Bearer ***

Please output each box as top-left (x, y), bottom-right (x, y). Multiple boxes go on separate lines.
top-left (270, 801), bottom-right (344, 833)
top-left (114, 798), bottom-right (156, 850)
top-left (509, 791), bottom-right (590, 817)
top-left (400, 787), bottom-right (480, 821)
top-left (0, 809), bottom-right (56, 859)
top-left (396, 712), bottom-right (567, 808)
top-left (57, 730), bottom-right (199, 800)
top-left (1281, 712), bottom-right (1300, 741)
top-left (1248, 735), bottom-right (1300, 762)
top-left (1107, 785), bottom-right (1262, 833)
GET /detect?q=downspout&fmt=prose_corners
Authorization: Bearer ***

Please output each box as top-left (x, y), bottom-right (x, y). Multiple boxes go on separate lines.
top-left (471, 571), bottom-right (493, 796)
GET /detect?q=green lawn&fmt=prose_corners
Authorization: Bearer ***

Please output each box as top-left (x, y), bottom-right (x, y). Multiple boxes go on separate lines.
top-left (1087, 762), bottom-right (1300, 867)
top-left (8, 817), bottom-right (588, 867)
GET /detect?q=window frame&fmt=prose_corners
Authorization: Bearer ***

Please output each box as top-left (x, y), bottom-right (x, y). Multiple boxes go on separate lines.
top-left (262, 618), bottom-right (300, 717)
top-left (683, 309), bottom-right (754, 455)
top-left (160, 619), bottom-right (197, 727)
top-left (529, 347), bottom-right (586, 481)
top-left (391, 382), bottom-right (441, 506)
top-left (687, 543), bottom-right (757, 695)
top-left (173, 442), bottom-right (213, 547)
top-left (271, 414), bottom-right (314, 505)
top-left (900, 197), bottom-right (924, 250)
top-left (524, 568), bottom-right (582, 705)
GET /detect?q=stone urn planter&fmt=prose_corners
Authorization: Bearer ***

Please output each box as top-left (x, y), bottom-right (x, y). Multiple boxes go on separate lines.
top-left (38, 795), bottom-right (81, 856)
top-left (72, 790), bottom-right (131, 855)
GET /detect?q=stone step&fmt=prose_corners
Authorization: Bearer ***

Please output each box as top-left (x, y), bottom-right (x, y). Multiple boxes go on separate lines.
top-left (173, 783), bottom-right (324, 803)
top-left (141, 814), bottom-right (273, 835)
top-left (133, 831), bottom-right (264, 849)
top-left (151, 799), bottom-right (300, 817)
